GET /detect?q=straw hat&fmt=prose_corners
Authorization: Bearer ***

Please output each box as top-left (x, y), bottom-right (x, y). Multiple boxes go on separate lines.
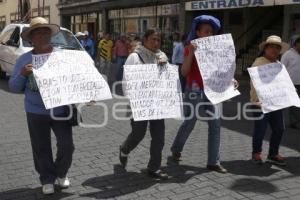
top-left (259, 35), bottom-right (289, 54)
top-left (21, 17), bottom-right (60, 41)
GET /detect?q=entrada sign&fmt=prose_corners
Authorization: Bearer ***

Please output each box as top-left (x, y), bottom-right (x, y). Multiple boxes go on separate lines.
top-left (186, 0), bottom-right (300, 10)
top-left (186, 0), bottom-right (273, 10)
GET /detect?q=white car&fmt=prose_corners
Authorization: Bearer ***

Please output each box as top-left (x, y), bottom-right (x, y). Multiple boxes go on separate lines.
top-left (0, 24), bottom-right (85, 79)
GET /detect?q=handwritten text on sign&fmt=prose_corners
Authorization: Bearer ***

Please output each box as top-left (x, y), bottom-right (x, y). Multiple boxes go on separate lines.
top-left (32, 49), bottom-right (112, 109)
top-left (193, 34), bottom-right (240, 104)
top-left (248, 63), bottom-right (300, 113)
top-left (123, 64), bottom-right (183, 121)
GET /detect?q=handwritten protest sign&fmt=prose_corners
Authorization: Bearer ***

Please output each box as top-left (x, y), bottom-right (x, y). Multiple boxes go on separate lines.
top-left (32, 49), bottom-right (112, 109)
top-left (192, 34), bottom-right (240, 104)
top-left (248, 63), bottom-right (300, 113)
top-left (123, 64), bottom-right (183, 121)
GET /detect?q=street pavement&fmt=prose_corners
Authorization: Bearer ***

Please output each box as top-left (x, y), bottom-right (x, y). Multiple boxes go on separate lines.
top-left (1, 77), bottom-right (300, 200)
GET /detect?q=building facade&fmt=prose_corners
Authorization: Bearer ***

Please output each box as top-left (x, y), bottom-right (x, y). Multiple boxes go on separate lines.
top-left (0, 0), bottom-right (60, 31)
top-left (184, 0), bottom-right (300, 74)
top-left (58, 0), bottom-right (185, 40)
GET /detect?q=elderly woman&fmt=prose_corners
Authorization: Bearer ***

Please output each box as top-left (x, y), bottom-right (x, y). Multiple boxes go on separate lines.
top-left (119, 28), bottom-right (169, 180)
top-left (9, 17), bottom-right (74, 195)
top-left (250, 35), bottom-right (288, 166)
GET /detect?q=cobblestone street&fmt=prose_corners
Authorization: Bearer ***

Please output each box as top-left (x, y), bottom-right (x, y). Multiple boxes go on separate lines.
top-left (1, 78), bottom-right (300, 200)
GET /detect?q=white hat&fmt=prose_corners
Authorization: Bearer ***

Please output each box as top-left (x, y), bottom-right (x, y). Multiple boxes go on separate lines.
top-left (75, 32), bottom-right (85, 37)
top-left (259, 35), bottom-right (289, 54)
top-left (83, 30), bottom-right (89, 36)
top-left (21, 17), bottom-right (60, 41)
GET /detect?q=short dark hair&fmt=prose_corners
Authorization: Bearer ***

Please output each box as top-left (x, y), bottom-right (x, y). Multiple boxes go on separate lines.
top-left (143, 28), bottom-right (161, 39)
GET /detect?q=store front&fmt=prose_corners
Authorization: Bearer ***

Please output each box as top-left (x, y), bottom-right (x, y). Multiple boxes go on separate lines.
top-left (108, 3), bottom-right (180, 38)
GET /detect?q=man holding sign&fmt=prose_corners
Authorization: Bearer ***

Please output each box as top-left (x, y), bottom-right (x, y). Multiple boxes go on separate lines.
top-left (119, 29), bottom-right (172, 180)
top-left (248, 35), bottom-right (294, 166)
top-left (170, 15), bottom-right (239, 173)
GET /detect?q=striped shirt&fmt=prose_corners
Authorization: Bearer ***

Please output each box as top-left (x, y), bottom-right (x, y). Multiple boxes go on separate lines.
top-left (98, 39), bottom-right (113, 61)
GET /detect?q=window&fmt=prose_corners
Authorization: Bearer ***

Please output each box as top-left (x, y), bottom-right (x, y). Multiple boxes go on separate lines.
top-left (0, 16), bottom-right (5, 31)
top-left (21, 28), bottom-right (82, 50)
top-left (0, 26), bottom-right (15, 44)
top-left (8, 27), bottom-right (20, 46)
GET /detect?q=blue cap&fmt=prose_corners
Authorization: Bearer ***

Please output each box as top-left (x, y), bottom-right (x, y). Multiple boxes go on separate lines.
top-left (187, 15), bottom-right (221, 42)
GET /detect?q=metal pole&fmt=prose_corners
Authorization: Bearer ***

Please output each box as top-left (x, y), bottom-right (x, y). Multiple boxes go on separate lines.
top-left (38, 0), bottom-right (40, 16)
top-left (19, 0), bottom-right (22, 21)
top-left (42, 0), bottom-right (45, 17)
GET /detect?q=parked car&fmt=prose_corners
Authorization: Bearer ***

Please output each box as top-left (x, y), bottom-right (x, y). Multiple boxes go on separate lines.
top-left (0, 23), bottom-right (85, 79)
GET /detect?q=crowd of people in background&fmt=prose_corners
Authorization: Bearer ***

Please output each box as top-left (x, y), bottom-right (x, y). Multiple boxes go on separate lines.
top-left (74, 29), bottom-right (187, 86)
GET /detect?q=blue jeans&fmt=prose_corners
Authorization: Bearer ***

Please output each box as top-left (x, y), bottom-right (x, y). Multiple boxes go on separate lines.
top-left (116, 56), bottom-right (127, 81)
top-left (252, 106), bottom-right (285, 157)
top-left (171, 88), bottom-right (221, 165)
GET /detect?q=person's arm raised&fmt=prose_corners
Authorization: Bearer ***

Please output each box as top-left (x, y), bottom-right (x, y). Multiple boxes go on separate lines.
top-left (181, 43), bottom-right (197, 77)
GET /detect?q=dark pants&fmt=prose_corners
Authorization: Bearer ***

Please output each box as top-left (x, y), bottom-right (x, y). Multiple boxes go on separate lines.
top-left (177, 63), bottom-right (186, 93)
top-left (252, 107), bottom-right (285, 157)
top-left (121, 119), bottom-right (165, 172)
top-left (289, 85), bottom-right (300, 125)
top-left (116, 56), bottom-right (127, 82)
top-left (26, 113), bottom-right (74, 185)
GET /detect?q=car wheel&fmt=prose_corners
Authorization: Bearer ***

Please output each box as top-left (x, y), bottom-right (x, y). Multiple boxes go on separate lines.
top-left (0, 66), bottom-right (7, 79)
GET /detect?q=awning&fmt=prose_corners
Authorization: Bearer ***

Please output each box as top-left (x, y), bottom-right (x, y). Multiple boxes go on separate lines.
top-left (185, 0), bottom-right (300, 11)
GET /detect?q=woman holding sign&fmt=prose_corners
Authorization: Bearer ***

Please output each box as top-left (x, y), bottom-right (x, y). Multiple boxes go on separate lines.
top-left (170, 15), bottom-right (238, 173)
top-left (9, 17), bottom-right (74, 194)
top-left (119, 29), bottom-right (169, 180)
top-left (250, 35), bottom-right (288, 166)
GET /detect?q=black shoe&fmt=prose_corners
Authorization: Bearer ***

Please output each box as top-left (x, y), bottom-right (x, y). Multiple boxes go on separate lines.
top-left (141, 169), bottom-right (169, 180)
top-left (266, 155), bottom-right (287, 166)
top-left (119, 146), bottom-right (128, 168)
top-left (171, 152), bottom-right (182, 162)
top-left (206, 164), bottom-right (228, 174)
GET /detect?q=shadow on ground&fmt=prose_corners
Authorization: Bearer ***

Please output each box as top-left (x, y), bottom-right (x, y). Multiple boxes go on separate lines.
top-left (221, 159), bottom-right (280, 177)
top-left (80, 162), bottom-right (207, 199)
top-left (230, 178), bottom-right (279, 194)
top-left (0, 187), bottom-right (73, 200)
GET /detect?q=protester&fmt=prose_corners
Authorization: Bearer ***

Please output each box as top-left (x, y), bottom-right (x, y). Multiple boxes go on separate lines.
top-left (129, 35), bottom-right (141, 54)
top-left (172, 32), bottom-right (181, 53)
top-left (98, 33), bottom-right (113, 76)
top-left (250, 35), bottom-right (288, 166)
top-left (281, 36), bottom-right (300, 129)
top-left (161, 34), bottom-right (173, 60)
top-left (82, 30), bottom-right (96, 59)
top-left (75, 31), bottom-right (85, 42)
top-left (172, 33), bottom-right (187, 92)
top-left (119, 28), bottom-right (169, 180)
top-left (170, 15), bottom-right (232, 173)
top-left (113, 34), bottom-right (129, 82)
top-left (9, 17), bottom-right (74, 195)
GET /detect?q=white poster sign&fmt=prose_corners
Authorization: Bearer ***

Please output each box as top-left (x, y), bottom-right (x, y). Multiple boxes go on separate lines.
top-left (123, 64), bottom-right (183, 121)
top-left (32, 49), bottom-right (112, 109)
top-left (192, 34), bottom-right (240, 104)
top-left (248, 63), bottom-right (300, 113)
